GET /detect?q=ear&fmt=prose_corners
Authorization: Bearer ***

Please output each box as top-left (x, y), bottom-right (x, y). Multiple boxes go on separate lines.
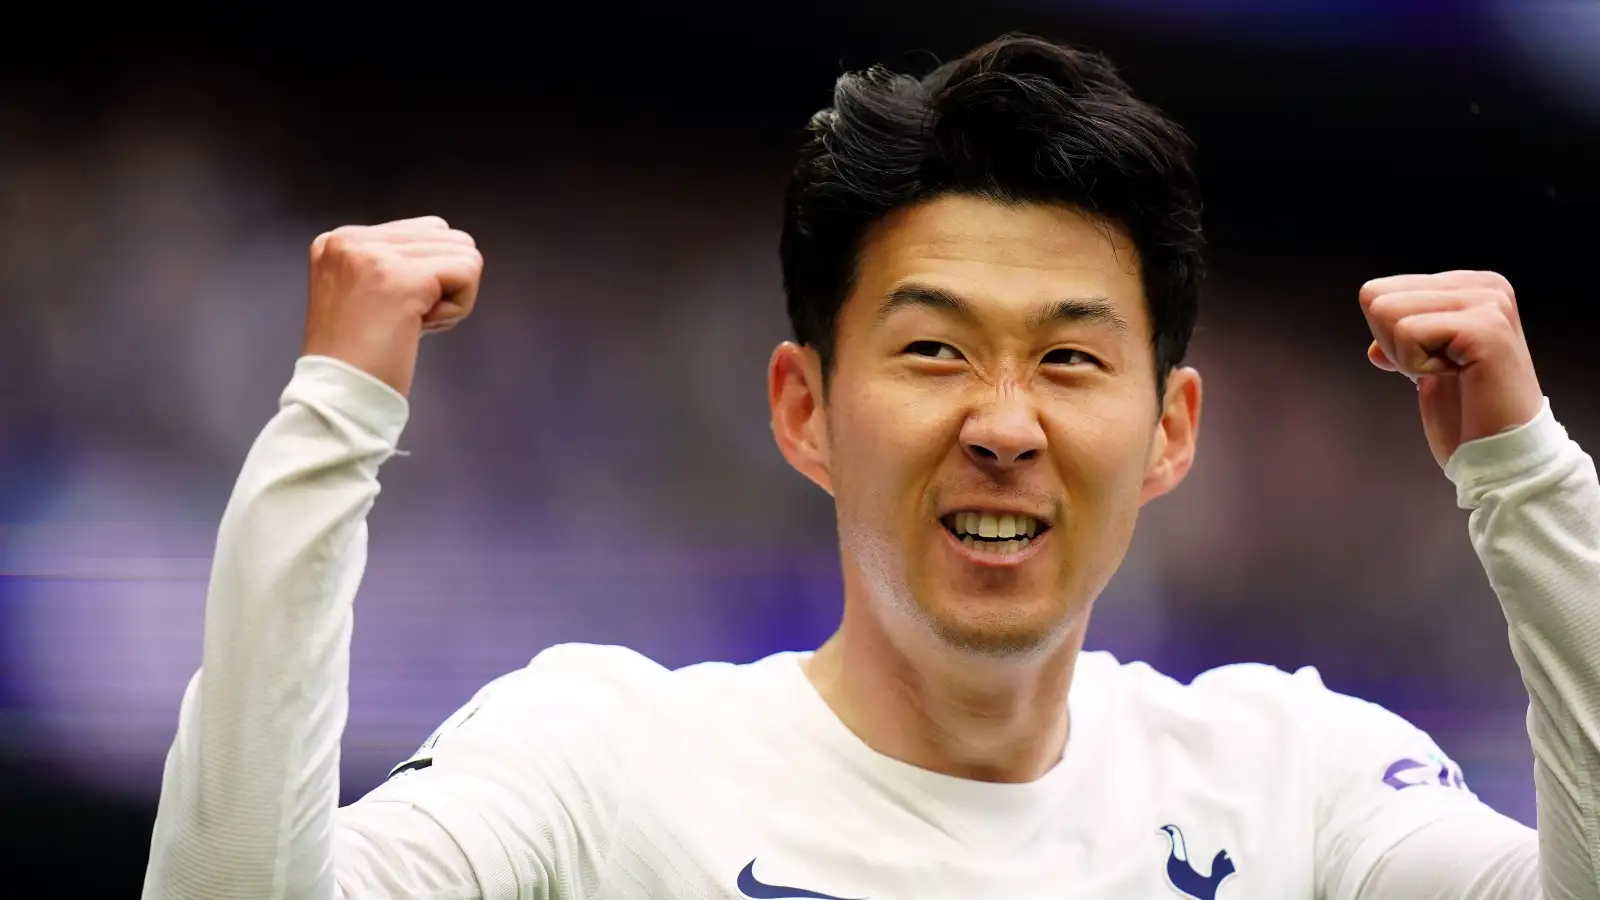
top-left (768, 341), bottom-right (834, 496)
top-left (1140, 366), bottom-right (1202, 505)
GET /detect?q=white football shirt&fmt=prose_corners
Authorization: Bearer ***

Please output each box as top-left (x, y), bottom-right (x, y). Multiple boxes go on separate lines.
top-left (354, 641), bottom-right (1492, 900)
top-left (143, 357), bottom-right (1600, 899)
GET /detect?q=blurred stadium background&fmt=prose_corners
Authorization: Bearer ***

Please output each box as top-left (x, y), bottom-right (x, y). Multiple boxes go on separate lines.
top-left (1, 0), bottom-right (1595, 891)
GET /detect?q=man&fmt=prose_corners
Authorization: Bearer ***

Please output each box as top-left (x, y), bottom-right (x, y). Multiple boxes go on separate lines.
top-left (143, 35), bottom-right (1598, 900)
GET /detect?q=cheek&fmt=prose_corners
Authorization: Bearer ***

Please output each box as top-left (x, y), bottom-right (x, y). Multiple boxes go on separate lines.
top-left (829, 388), bottom-right (960, 523)
top-left (1046, 410), bottom-right (1153, 593)
top-left (1047, 405), bottom-right (1158, 503)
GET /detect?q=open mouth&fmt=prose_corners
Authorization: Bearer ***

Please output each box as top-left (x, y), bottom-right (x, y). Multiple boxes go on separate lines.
top-left (940, 511), bottom-right (1050, 556)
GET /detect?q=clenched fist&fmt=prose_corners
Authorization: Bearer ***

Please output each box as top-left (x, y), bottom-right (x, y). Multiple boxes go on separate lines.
top-left (303, 216), bottom-right (482, 396)
top-left (1360, 270), bottom-right (1543, 467)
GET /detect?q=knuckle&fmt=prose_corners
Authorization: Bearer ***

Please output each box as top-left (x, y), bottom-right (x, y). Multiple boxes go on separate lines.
top-left (319, 232), bottom-right (350, 258)
top-left (1359, 274), bottom-right (1404, 306)
top-left (388, 215), bottom-right (448, 232)
top-left (1358, 282), bottom-right (1382, 309)
top-left (1454, 270), bottom-right (1515, 303)
top-left (1491, 277), bottom-right (1516, 307)
top-left (366, 250), bottom-right (404, 280)
top-left (1475, 269), bottom-right (1513, 292)
top-left (1457, 288), bottom-right (1514, 321)
top-left (1364, 292), bottom-right (1399, 320)
top-left (1466, 287), bottom-right (1503, 307)
top-left (317, 226), bottom-right (365, 259)
top-left (1477, 299), bottom-right (1514, 331)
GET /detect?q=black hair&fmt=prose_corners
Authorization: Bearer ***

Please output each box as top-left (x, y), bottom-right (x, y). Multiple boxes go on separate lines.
top-left (780, 34), bottom-right (1204, 390)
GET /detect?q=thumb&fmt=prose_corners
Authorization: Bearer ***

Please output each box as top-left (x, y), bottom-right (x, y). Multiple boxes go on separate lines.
top-left (1367, 340), bottom-right (1399, 371)
top-left (423, 256), bottom-right (482, 328)
top-left (1369, 341), bottom-right (1423, 384)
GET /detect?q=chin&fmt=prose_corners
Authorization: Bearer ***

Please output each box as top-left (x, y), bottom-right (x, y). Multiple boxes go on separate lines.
top-left (918, 597), bottom-right (1072, 659)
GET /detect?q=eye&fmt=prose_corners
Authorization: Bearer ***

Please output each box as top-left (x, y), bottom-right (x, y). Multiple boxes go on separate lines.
top-left (904, 341), bottom-right (962, 361)
top-left (1042, 348), bottom-right (1101, 367)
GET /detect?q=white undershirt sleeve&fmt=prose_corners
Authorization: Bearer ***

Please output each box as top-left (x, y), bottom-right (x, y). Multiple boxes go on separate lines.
top-left (140, 357), bottom-right (504, 900)
top-left (1335, 400), bottom-right (1600, 900)
top-left (1442, 399), bottom-right (1600, 898)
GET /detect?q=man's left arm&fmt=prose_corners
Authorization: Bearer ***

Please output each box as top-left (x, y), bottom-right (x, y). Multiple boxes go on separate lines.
top-left (1348, 271), bottom-right (1600, 899)
top-left (1346, 398), bottom-right (1598, 899)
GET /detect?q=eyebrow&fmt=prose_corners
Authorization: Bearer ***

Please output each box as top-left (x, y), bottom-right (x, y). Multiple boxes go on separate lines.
top-left (876, 284), bottom-right (1130, 335)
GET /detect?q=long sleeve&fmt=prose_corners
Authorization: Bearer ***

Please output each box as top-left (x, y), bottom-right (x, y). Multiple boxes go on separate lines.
top-left (1447, 399), bottom-right (1600, 898)
top-left (141, 355), bottom-right (480, 900)
top-left (1339, 400), bottom-right (1600, 899)
top-left (144, 356), bottom-right (647, 900)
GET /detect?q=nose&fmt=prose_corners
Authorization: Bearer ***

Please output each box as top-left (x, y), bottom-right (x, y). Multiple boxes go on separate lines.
top-left (959, 382), bottom-right (1046, 471)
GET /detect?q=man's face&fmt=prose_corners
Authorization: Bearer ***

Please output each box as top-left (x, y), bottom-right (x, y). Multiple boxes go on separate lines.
top-left (772, 194), bottom-right (1200, 658)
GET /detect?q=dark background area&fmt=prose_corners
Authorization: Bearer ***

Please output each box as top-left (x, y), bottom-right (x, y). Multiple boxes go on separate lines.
top-left (1, 1), bottom-right (1595, 891)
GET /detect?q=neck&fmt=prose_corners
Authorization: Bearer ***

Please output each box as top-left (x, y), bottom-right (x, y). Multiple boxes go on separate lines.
top-left (804, 597), bottom-right (1085, 784)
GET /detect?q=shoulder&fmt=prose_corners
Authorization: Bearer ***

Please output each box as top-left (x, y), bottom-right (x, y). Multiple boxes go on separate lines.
top-left (1085, 651), bottom-right (1321, 714)
top-left (386, 644), bottom-right (675, 778)
top-left (521, 642), bottom-right (677, 691)
top-left (1080, 651), bottom-right (1424, 752)
top-left (422, 644), bottom-right (775, 744)
top-left (443, 643), bottom-right (674, 716)
top-left (513, 643), bottom-right (777, 704)
top-left (1189, 660), bottom-right (1435, 748)
top-left (1089, 651), bottom-right (1376, 715)
top-left (1080, 651), bottom-right (1467, 793)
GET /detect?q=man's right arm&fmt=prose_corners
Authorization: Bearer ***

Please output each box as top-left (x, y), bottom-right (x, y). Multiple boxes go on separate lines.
top-left (143, 354), bottom-right (492, 899)
top-left (143, 218), bottom-right (629, 899)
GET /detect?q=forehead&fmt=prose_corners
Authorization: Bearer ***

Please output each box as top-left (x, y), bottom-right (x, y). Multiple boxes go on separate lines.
top-left (847, 194), bottom-right (1149, 335)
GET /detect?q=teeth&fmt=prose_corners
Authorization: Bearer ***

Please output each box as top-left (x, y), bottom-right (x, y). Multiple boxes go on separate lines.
top-left (965, 537), bottom-right (1031, 555)
top-left (948, 511), bottom-right (1041, 538)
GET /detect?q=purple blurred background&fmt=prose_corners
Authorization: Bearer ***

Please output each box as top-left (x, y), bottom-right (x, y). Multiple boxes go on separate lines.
top-left (1, 1), bottom-right (1596, 889)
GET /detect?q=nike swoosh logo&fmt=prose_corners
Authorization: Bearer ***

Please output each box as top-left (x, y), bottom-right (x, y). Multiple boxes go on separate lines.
top-left (736, 859), bottom-right (863, 900)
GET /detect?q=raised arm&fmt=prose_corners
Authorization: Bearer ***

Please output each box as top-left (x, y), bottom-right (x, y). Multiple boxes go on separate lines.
top-left (142, 219), bottom-right (501, 899)
top-left (1326, 271), bottom-right (1599, 899)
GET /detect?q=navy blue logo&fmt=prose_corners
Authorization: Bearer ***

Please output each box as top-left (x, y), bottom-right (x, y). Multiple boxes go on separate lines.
top-left (1159, 825), bottom-right (1236, 900)
top-left (736, 859), bottom-right (861, 900)
top-left (1383, 756), bottom-right (1466, 791)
